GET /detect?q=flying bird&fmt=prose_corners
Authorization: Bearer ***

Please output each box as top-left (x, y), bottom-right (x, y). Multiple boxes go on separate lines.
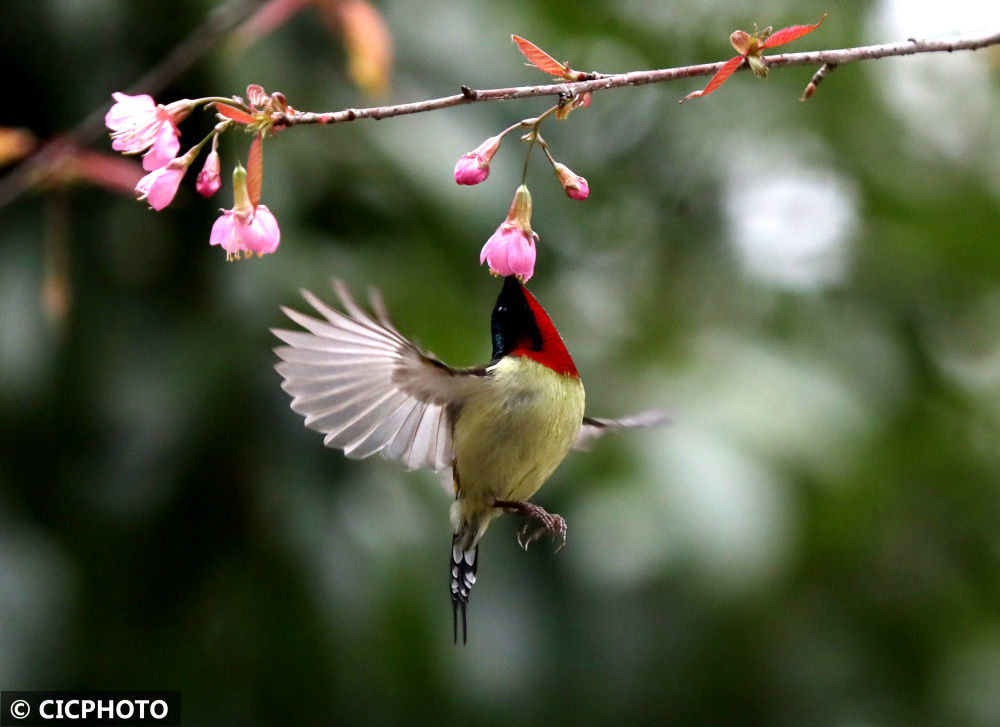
top-left (272, 276), bottom-right (664, 642)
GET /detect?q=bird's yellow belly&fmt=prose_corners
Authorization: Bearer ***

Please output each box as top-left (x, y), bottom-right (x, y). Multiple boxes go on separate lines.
top-left (451, 357), bottom-right (585, 523)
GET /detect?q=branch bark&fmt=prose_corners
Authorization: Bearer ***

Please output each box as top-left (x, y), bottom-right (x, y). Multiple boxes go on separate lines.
top-left (272, 30), bottom-right (1000, 128)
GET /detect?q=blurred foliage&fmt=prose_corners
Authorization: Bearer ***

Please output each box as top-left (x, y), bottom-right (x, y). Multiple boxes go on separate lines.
top-left (2, 1), bottom-right (1000, 725)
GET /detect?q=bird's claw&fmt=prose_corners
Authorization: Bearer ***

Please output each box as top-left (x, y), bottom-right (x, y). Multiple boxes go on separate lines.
top-left (494, 500), bottom-right (567, 551)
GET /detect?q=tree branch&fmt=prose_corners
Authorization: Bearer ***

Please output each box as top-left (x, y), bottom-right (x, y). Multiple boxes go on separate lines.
top-left (272, 30), bottom-right (1000, 127)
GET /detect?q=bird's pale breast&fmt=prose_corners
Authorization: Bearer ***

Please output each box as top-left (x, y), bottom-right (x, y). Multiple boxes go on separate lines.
top-left (451, 356), bottom-right (585, 523)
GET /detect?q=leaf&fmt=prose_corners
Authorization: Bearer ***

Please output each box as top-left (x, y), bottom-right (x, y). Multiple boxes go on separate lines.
top-left (318, 0), bottom-right (393, 95)
top-left (214, 103), bottom-right (256, 125)
top-left (511, 35), bottom-right (570, 78)
top-left (229, 0), bottom-right (311, 51)
top-left (0, 127), bottom-right (36, 166)
top-left (760, 14), bottom-right (826, 49)
top-left (679, 55), bottom-right (744, 102)
top-left (247, 135), bottom-right (263, 208)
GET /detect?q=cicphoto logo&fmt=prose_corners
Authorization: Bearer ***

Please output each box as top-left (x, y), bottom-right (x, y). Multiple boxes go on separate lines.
top-left (0, 692), bottom-right (180, 726)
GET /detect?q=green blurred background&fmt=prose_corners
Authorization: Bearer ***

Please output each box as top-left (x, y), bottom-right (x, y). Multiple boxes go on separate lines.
top-left (3, 1), bottom-right (1000, 724)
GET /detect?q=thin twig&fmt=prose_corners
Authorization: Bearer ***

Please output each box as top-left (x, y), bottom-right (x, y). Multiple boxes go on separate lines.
top-left (271, 30), bottom-right (1000, 128)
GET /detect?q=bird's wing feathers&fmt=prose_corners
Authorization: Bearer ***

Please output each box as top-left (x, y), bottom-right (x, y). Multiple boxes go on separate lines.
top-left (572, 410), bottom-right (670, 451)
top-left (273, 281), bottom-right (483, 472)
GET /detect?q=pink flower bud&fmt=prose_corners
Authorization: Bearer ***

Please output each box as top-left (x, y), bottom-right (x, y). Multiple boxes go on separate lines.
top-left (454, 154), bottom-right (489, 185)
top-left (135, 161), bottom-right (186, 210)
top-left (454, 134), bottom-right (502, 185)
top-left (553, 162), bottom-right (589, 200)
top-left (196, 149), bottom-right (221, 197)
top-left (480, 185), bottom-right (537, 281)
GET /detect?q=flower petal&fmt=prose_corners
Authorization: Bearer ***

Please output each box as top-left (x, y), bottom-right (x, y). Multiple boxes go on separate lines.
top-left (210, 211), bottom-right (242, 256)
top-left (136, 166), bottom-right (185, 210)
top-left (241, 205), bottom-right (281, 255)
top-left (105, 93), bottom-right (157, 130)
top-left (141, 122), bottom-right (180, 171)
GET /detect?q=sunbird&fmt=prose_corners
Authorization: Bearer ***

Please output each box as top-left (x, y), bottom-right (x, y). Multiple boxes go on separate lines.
top-left (273, 276), bottom-right (663, 642)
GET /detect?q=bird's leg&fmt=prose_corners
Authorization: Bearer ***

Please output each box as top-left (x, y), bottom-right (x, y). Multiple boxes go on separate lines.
top-left (493, 500), bottom-right (567, 551)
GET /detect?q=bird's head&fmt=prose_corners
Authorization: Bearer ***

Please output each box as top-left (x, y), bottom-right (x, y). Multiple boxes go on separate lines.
top-left (491, 276), bottom-right (577, 377)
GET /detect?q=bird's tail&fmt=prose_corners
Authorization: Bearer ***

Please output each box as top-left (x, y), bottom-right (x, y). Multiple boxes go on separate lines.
top-left (450, 531), bottom-right (479, 644)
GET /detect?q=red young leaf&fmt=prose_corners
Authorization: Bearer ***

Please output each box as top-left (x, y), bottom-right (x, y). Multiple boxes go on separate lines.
top-left (760, 14), bottom-right (826, 49)
top-left (0, 126), bottom-right (36, 166)
top-left (680, 55), bottom-right (744, 102)
top-left (247, 135), bottom-right (263, 208)
top-left (214, 103), bottom-right (256, 125)
top-left (65, 149), bottom-right (144, 195)
top-left (511, 35), bottom-right (570, 78)
top-left (231, 0), bottom-right (310, 50)
top-left (323, 0), bottom-right (394, 95)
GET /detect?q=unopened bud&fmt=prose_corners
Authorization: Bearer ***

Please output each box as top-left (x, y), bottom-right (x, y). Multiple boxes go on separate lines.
top-left (553, 162), bottom-right (589, 201)
top-left (196, 149), bottom-right (222, 197)
top-left (454, 134), bottom-right (502, 185)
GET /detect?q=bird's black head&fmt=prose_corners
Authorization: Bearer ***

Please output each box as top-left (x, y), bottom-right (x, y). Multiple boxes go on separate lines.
top-left (491, 276), bottom-right (541, 361)
top-left (489, 276), bottom-right (577, 376)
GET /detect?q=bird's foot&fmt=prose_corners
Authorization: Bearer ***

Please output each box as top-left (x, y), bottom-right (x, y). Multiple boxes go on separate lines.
top-left (493, 500), bottom-right (567, 551)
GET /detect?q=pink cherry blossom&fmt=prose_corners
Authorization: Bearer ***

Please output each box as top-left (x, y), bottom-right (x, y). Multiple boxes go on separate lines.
top-left (105, 93), bottom-right (182, 166)
top-left (135, 163), bottom-right (186, 210)
top-left (210, 205), bottom-right (281, 260)
top-left (196, 149), bottom-right (221, 197)
top-left (454, 134), bottom-right (502, 185)
top-left (480, 222), bottom-right (537, 281)
top-left (480, 185), bottom-right (537, 281)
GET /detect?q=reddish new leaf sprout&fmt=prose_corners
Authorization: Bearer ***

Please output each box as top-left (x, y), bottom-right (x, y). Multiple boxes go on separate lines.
top-left (680, 15), bottom-right (826, 102)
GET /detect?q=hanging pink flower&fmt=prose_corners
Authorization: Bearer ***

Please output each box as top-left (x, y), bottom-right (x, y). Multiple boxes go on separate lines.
top-left (454, 134), bottom-right (502, 185)
top-left (210, 206), bottom-right (280, 258)
top-left (480, 185), bottom-right (537, 281)
top-left (135, 161), bottom-right (186, 210)
top-left (209, 162), bottom-right (280, 260)
top-left (105, 92), bottom-right (192, 169)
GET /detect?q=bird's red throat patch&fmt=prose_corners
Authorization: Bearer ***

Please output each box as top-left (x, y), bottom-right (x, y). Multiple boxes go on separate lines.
top-left (512, 286), bottom-right (578, 378)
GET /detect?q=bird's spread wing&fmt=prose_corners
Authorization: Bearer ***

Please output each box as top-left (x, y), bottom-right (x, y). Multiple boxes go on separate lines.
top-left (572, 410), bottom-right (670, 451)
top-left (272, 280), bottom-right (485, 472)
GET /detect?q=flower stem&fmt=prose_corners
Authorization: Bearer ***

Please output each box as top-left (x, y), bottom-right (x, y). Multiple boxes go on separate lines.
top-left (518, 104), bottom-right (560, 185)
